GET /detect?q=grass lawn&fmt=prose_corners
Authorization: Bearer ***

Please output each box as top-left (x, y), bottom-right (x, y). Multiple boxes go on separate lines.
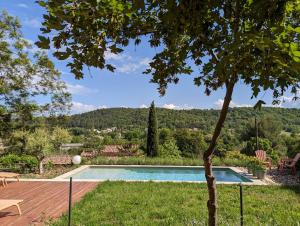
top-left (50, 182), bottom-right (300, 226)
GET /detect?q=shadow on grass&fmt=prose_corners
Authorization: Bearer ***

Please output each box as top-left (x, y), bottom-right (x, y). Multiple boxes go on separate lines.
top-left (280, 184), bottom-right (300, 195)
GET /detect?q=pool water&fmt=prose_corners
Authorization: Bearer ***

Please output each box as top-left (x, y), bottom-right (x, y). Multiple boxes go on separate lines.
top-left (66, 166), bottom-right (251, 182)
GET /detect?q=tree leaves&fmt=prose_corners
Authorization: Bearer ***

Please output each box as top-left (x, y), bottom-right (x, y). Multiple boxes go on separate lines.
top-left (35, 35), bottom-right (50, 49)
top-left (0, 11), bottom-right (71, 134)
top-left (36, 0), bottom-right (300, 102)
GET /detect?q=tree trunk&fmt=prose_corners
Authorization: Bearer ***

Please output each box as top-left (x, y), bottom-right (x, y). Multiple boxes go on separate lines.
top-left (203, 82), bottom-right (235, 226)
top-left (39, 159), bottom-right (44, 174)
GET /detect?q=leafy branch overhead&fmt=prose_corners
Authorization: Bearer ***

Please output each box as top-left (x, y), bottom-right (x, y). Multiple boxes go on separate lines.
top-left (37, 0), bottom-right (300, 101)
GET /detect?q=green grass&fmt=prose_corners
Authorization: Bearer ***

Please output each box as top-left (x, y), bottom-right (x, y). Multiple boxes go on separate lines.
top-left (50, 182), bottom-right (300, 226)
top-left (86, 156), bottom-right (248, 167)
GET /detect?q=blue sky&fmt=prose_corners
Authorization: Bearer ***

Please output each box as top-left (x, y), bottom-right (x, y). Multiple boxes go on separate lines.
top-left (1, 0), bottom-right (299, 114)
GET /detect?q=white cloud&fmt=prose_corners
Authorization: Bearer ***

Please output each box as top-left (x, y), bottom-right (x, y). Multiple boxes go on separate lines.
top-left (273, 95), bottom-right (299, 108)
top-left (116, 57), bottom-right (151, 74)
top-left (139, 104), bottom-right (148, 108)
top-left (71, 102), bottom-right (107, 114)
top-left (117, 63), bottom-right (141, 74)
top-left (66, 83), bottom-right (98, 95)
top-left (104, 50), bottom-right (125, 61)
top-left (162, 104), bottom-right (178, 109)
top-left (23, 18), bottom-right (41, 28)
top-left (17, 3), bottom-right (28, 8)
top-left (162, 103), bottom-right (194, 110)
top-left (214, 99), bottom-right (252, 109)
top-left (72, 102), bottom-right (97, 113)
top-left (139, 57), bottom-right (151, 66)
top-left (104, 49), bottom-right (150, 74)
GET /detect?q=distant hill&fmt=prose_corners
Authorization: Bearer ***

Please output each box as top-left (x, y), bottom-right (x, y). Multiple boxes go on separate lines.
top-left (66, 107), bottom-right (300, 134)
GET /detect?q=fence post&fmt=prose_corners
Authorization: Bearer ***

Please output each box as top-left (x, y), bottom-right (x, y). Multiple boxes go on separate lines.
top-left (240, 183), bottom-right (243, 226)
top-left (68, 177), bottom-right (73, 226)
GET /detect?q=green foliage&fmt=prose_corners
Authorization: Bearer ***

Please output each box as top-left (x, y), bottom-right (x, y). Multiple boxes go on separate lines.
top-left (242, 114), bottom-right (282, 144)
top-left (242, 137), bottom-right (273, 156)
top-left (87, 156), bottom-right (202, 166)
top-left (51, 182), bottom-right (300, 226)
top-left (26, 128), bottom-right (53, 161)
top-left (146, 101), bottom-right (159, 157)
top-left (83, 135), bottom-right (104, 149)
top-left (8, 130), bottom-right (30, 153)
top-left (0, 11), bottom-right (71, 136)
top-left (0, 154), bottom-right (38, 173)
top-left (159, 128), bottom-right (172, 144)
top-left (174, 129), bottom-right (207, 158)
top-left (51, 127), bottom-right (72, 150)
top-left (66, 107), bottom-right (300, 135)
top-left (37, 0), bottom-right (300, 100)
top-left (123, 128), bottom-right (145, 143)
top-left (158, 138), bottom-right (181, 158)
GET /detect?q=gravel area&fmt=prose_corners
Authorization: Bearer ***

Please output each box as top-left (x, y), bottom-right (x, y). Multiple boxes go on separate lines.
top-left (267, 168), bottom-right (300, 186)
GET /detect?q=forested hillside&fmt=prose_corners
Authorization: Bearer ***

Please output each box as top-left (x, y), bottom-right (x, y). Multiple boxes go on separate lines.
top-left (66, 107), bottom-right (300, 134)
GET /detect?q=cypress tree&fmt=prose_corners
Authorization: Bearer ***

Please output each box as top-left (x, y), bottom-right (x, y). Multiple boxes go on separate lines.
top-left (146, 101), bottom-right (158, 157)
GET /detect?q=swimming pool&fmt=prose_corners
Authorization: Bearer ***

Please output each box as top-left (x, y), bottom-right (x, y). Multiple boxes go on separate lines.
top-left (61, 166), bottom-right (252, 183)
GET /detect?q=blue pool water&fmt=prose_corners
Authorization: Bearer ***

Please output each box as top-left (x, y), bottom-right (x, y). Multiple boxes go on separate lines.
top-left (66, 167), bottom-right (251, 182)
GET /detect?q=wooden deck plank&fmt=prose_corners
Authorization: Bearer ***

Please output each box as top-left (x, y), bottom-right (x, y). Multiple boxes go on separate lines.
top-left (0, 181), bottom-right (98, 226)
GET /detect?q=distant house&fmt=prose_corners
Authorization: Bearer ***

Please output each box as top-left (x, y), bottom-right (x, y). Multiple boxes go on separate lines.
top-left (60, 143), bottom-right (83, 151)
top-left (100, 127), bottom-right (117, 133)
top-left (100, 144), bottom-right (139, 157)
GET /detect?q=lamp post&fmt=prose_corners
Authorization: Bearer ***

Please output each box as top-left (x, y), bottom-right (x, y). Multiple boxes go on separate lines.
top-left (253, 100), bottom-right (265, 151)
top-left (255, 116), bottom-right (258, 151)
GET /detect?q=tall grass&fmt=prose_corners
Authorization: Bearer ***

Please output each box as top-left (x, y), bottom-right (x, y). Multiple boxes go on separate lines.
top-left (85, 156), bottom-right (249, 167)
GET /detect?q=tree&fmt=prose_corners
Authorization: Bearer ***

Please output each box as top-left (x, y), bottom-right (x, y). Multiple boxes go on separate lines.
top-left (242, 114), bottom-right (282, 144)
top-left (174, 129), bottom-right (207, 157)
top-left (37, 1), bottom-right (300, 224)
top-left (159, 128), bottom-right (172, 144)
top-left (8, 130), bottom-right (29, 154)
top-left (0, 11), bottom-right (71, 137)
top-left (26, 128), bottom-right (53, 174)
top-left (51, 127), bottom-right (72, 151)
top-left (146, 101), bottom-right (158, 157)
top-left (159, 138), bottom-right (181, 158)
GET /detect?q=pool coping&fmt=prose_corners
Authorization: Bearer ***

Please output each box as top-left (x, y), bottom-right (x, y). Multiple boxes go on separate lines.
top-left (53, 165), bottom-right (267, 185)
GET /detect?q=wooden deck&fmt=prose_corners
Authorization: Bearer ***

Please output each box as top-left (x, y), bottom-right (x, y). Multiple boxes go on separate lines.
top-left (0, 181), bottom-right (98, 226)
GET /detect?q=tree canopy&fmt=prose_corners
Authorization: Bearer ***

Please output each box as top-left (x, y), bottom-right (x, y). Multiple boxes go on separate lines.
top-left (37, 0), bottom-right (300, 99)
top-left (0, 11), bottom-right (71, 136)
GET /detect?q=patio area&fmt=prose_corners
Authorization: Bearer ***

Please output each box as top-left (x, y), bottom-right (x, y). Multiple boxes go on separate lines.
top-left (0, 181), bottom-right (98, 226)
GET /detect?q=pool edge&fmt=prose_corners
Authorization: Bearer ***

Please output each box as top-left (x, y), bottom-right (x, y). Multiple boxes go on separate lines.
top-left (54, 165), bottom-right (267, 185)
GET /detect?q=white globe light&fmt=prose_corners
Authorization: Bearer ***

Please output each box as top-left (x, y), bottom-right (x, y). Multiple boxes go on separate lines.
top-left (72, 155), bottom-right (81, 165)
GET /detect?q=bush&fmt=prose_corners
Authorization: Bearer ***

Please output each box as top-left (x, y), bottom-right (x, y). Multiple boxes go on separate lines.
top-left (0, 154), bottom-right (38, 173)
top-left (159, 139), bottom-right (181, 158)
top-left (174, 129), bottom-right (207, 158)
top-left (241, 137), bottom-right (273, 156)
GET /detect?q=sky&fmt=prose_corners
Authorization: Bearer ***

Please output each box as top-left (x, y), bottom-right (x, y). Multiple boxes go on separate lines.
top-left (1, 0), bottom-right (300, 114)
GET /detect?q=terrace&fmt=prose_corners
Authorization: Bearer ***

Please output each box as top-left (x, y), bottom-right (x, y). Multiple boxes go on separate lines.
top-left (0, 181), bottom-right (97, 226)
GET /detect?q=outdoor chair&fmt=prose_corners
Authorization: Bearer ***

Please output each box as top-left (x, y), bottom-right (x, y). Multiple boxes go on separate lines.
top-left (278, 153), bottom-right (300, 175)
top-left (255, 150), bottom-right (272, 170)
top-left (0, 172), bottom-right (20, 187)
top-left (0, 200), bottom-right (23, 215)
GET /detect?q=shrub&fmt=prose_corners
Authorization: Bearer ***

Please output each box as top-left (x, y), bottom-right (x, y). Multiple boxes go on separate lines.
top-left (241, 137), bottom-right (273, 156)
top-left (0, 154), bottom-right (38, 173)
top-left (174, 129), bottom-right (207, 158)
top-left (159, 139), bottom-right (181, 158)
